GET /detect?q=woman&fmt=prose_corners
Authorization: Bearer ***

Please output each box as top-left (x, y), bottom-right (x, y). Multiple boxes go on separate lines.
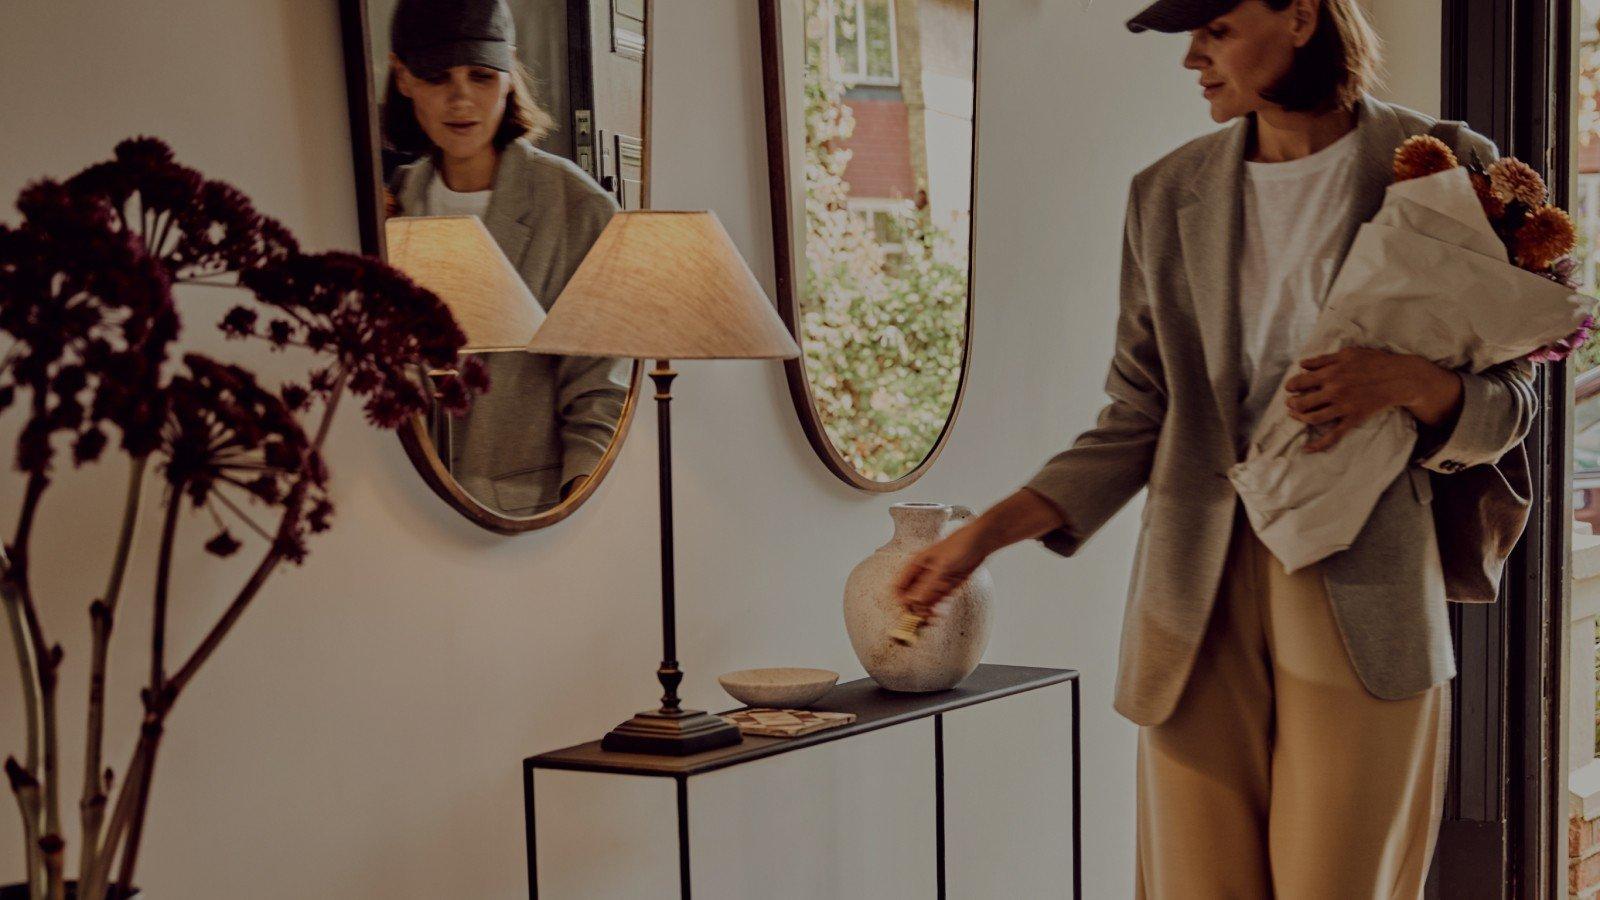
top-left (382, 0), bottom-right (630, 517)
top-left (895, 0), bottom-right (1534, 896)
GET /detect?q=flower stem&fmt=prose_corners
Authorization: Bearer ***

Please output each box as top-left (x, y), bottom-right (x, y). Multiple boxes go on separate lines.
top-left (110, 718), bottom-right (161, 897)
top-left (1, 469), bottom-right (52, 899)
top-left (312, 372), bottom-right (347, 450)
top-left (6, 470), bottom-right (64, 896)
top-left (5, 760), bottom-right (43, 900)
top-left (38, 646), bottom-right (61, 879)
top-left (165, 544), bottom-right (282, 704)
top-left (87, 484), bottom-right (180, 900)
top-left (81, 737), bottom-right (149, 900)
top-left (41, 833), bottom-right (64, 900)
top-left (95, 376), bottom-right (350, 896)
top-left (1, 578), bottom-right (43, 893)
top-left (79, 455), bottom-right (148, 884)
top-left (149, 489), bottom-right (181, 692)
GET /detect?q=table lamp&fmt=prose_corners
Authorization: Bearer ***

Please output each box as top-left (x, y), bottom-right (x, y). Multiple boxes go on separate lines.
top-left (528, 211), bottom-right (800, 755)
top-left (385, 215), bottom-right (546, 352)
top-left (386, 215), bottom-right (549, 461)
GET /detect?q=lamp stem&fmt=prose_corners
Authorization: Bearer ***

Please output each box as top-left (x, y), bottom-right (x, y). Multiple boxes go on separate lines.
top-left (651, 360), bottom-right (683, 713)
top-left (599, 358), bottom-right (739, 755)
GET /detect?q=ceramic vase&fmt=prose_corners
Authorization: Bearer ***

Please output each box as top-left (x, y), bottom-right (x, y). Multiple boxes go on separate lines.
top-left (844, 502), bottom-right (993, 692)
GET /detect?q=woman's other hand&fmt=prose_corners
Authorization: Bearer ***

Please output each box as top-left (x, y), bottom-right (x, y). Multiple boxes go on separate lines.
top-left (1284, 347), bottom-right (1463, 452)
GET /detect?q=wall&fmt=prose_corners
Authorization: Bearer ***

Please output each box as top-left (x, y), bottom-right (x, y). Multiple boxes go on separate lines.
top-left (1362, 0), bottom-right (1443, 116)
top-left (0, 0), bottom-right (1428, 896)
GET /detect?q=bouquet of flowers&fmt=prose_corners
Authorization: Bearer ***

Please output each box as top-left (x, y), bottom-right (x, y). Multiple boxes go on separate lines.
top-left (1228, 135), bottom-right (1594, 573)
top-left (0, 138), bottom-right (486, 900)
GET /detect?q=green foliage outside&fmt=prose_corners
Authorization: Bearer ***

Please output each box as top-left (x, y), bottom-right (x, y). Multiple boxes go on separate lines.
top-left (800, 0), bottom-right (969, 482)
top-left (1579, 4), bottom-right (1600, 374)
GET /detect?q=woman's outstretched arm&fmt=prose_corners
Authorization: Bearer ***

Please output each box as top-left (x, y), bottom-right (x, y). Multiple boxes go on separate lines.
top-left (894, 178), bottom-right (1165, 614)
top-left (894, 489), bottom-right (1066, 615)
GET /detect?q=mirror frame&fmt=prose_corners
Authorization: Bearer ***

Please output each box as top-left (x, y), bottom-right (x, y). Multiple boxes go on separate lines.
top-left (756, 0), bottom-right (980, 492)
top-left (336, 0), bottom-right (648, 533)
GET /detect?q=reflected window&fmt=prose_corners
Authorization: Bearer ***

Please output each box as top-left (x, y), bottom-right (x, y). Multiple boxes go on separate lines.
top-left (794, 0), bottom-right (974, 483)
top-left (833, 0), bottom-right (899, 86)
top-left (849, 198), bottom-right (913, 269)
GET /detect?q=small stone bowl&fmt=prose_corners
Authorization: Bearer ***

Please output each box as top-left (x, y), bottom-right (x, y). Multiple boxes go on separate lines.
top-left (718, 667), bottom-right (839, 709)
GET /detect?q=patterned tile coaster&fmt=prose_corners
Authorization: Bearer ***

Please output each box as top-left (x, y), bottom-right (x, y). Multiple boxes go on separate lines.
top-left (721, 708), bottom-right (857, 738)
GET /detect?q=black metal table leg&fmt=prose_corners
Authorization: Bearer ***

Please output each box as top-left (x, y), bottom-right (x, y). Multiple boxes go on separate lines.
top-left (525, 761), bottom-right (539, 900)
top-left (677, 776), bottom-right (692, 899)
top-left (526, 667), bottom-right (1078, 897)
top-left (1071, 677), bottom-right (1081, 900)
top-left (525, 769), bottom-right (692, 898)
top-left (935, 713), bottom-right (947, 900)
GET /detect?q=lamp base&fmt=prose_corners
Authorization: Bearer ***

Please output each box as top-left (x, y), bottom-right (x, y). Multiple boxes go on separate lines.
top-left (600, 706), bottom-right (744, 755)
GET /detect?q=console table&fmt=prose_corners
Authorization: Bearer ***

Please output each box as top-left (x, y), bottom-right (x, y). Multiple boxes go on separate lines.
top-left (523, 663), bottom-right (1080, 898)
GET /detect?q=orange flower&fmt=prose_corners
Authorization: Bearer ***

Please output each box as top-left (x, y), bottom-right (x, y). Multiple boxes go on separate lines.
top-left (1487, 157), bottom-right (1547, 206)
top-left (1512, 205), bottom-right (1576, 270)
top-left (1469, 170), bottom-right (1506, 220)
top-left (1392, 135), bottom-right (1457, 181)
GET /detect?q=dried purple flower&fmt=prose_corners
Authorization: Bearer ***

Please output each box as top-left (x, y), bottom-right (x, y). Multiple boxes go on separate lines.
top-left (279, 383), bottom-right (310, 412)
top-left (238, 251), bottom-right (485, 427)
top-left (220, 306), bottom-right (257, 337)
top-left (0, 135), bottom-right (482, 568)
top-left (65, 137), bottom-right (297, 278)
top-left (204, 530), bottom-right (242, 558)
top-left (0, 182), bottom-right (176, 471)
top-left (160, 354), bottom-right (330, 562)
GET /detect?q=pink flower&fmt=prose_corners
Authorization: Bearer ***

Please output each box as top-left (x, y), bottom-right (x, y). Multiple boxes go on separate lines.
top-left (1526, 314), bottom-right (1594, 363)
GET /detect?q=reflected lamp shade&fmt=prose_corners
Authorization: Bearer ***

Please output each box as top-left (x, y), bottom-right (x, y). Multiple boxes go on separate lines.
top-left (526, 211), bottom-right (800, 360)
top-left (385, 215), bottom-right (545, 353)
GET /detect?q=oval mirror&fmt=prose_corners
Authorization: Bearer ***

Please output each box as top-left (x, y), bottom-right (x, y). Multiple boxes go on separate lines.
top-left (340, 0), bottom-right (651, 531)
top-left (759, 0), bottom-right (979, 491)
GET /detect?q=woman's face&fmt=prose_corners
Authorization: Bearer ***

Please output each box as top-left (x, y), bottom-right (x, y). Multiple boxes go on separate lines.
top-left (394, 58), bottom-right (511, 161)
top-left (1183, 0), bottom-right (1317, 123)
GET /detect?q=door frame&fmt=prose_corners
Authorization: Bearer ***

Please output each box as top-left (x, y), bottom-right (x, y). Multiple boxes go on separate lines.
top-left (1436, 0), bottom-right (1574, 894)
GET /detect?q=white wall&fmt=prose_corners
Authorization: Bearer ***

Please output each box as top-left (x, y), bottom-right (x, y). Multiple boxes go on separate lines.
top-left (1363, 0), bottom-right (1442, 115)
top-left (0, 0), bottom-right (1428, 896)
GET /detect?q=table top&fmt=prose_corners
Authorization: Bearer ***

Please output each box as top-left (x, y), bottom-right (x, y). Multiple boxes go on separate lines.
top-left (527, 663), bottom-right (1078, 778)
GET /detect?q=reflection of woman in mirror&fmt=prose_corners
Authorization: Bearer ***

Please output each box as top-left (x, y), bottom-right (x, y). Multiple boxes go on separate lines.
top-left (894, 0), bottom-right (1532, 894)
top-left (381, 0), bottom-right (629, 517)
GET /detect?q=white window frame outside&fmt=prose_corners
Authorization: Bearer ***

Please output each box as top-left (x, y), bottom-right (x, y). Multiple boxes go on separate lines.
top-left (848, 197), bottom-right (914, 259)
top-left (831, 0), bottom-right (900, 88)
top-left (1580, 171), bottom-right (1600, 290)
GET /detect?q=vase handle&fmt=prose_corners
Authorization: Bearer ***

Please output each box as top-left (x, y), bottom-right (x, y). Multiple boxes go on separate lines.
top-left (948, 504), bottom-right (976, 521)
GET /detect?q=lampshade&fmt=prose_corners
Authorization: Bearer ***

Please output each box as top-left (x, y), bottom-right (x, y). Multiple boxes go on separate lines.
top-left (385, 215), bottom-right (546, 353)
top-left (526, 211), bottom-right (800, 360)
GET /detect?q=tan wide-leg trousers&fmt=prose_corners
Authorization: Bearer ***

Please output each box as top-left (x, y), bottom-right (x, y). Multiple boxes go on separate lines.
top-left (1134, 514), bottom-right (1452, 899)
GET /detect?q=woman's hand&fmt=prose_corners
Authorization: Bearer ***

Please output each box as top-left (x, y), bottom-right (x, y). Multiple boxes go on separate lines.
top-left (893, 525), bottom-right (994, 620)
top-left (1284, 347), bottom-right (1463, 452)
top-left (891, 489), bottom-right (1068, 618)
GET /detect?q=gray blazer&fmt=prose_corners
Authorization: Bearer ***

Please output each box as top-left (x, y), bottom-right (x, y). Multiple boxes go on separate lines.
top-left (1024, 94), bottom-right (1536, 727)
top-left (394, 140), bottom-right (632, 516)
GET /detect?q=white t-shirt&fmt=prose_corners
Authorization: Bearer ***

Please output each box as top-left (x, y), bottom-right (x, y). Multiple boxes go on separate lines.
top-left (1236, 126), bottom-right (1362, 438)
top-left (424, 172), bottom-right (493, 219)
